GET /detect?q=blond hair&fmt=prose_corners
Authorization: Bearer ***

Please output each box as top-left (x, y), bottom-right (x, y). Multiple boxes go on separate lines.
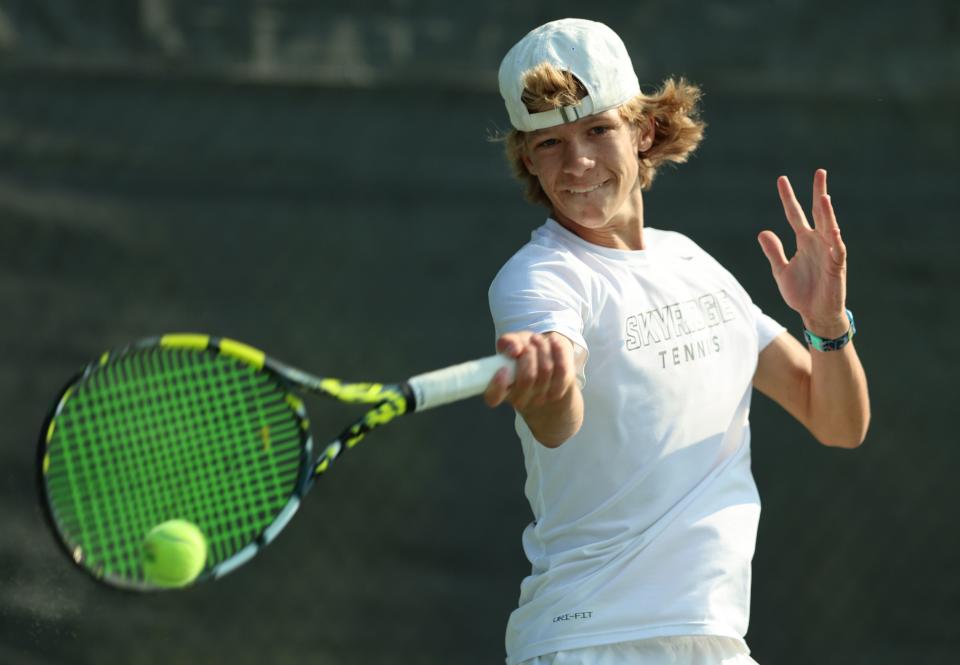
top-left (502, 63), bottom-right (706, 207)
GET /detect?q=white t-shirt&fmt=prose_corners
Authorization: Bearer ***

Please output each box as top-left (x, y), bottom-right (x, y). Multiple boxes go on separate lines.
top-left (489, 220), bottom-right (785, 665)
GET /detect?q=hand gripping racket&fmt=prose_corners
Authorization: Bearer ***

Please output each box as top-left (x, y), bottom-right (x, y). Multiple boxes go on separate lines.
top-left (38, 334), bottom-right (513, 591)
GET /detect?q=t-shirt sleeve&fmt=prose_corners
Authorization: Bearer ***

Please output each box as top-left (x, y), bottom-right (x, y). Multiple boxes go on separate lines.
top-left (488, 249), bottom-right (590, 353)
top-left (752, 303), bottom-right (787, 351)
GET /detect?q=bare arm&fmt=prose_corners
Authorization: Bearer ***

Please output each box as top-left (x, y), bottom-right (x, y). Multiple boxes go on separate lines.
top-left (755, 169), bottom-right (870, 447)
top-left (483, 331), bottom-right (585, 448)
top-left (754, 331), bottom-right (869, 447)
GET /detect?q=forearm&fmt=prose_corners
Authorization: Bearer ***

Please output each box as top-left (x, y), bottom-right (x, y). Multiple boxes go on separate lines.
top-left (518, 384), bottom-right (584, 448)
top-left (806, 340), bottom-right (870, 448)
top-left (754, 329), bottom-right (870, 449)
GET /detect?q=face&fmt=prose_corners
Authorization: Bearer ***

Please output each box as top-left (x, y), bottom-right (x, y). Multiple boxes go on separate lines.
top-left (522, 109), bottom-right (653, 247)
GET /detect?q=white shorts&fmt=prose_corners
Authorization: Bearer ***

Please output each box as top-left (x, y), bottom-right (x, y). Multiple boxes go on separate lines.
top-left (520, 636), bottom-right (759, 665)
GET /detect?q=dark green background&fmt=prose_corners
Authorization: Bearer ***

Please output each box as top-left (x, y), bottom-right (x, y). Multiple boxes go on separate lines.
top-left (1, 2), bottom-right (958, 663)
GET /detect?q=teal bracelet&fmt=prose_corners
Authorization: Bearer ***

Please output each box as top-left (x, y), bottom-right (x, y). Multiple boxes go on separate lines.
top-left (803, 309), bottom-right (856, 351)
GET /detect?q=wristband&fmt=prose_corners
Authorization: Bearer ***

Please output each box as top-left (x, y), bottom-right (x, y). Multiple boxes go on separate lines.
top-left (803, 309), bottom-right (856, 352)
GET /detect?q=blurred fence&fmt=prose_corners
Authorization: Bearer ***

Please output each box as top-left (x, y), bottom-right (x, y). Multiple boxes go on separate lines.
top-left (1, 1), bottom-right (958, 97)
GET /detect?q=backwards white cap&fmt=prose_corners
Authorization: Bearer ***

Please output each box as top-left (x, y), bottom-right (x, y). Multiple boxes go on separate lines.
top-left (498, 18), bottom-right (641, 132)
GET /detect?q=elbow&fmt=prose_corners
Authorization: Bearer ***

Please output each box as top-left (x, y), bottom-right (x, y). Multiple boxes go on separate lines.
top-left (532, 419), bottom-right (582, 448)
top-left (815, 414), bottom-right (871, 449)
top-left (529, 415), bottom-right (583, 449)
top-left (536, 434), bottom-right (569, 449)
top-left (818, 432), bottom-right (867, 449)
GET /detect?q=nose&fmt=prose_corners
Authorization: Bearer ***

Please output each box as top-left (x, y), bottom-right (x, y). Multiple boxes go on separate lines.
top-left (561, 137), bottom-right (595, 177)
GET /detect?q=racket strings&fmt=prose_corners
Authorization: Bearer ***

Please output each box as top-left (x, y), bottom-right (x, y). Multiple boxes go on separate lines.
top-left (43, 347), bottom-right (305, 584)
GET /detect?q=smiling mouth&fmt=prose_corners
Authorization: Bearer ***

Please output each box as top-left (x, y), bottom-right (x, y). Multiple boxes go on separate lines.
top-left (564, 181), bottom-right (607, 195)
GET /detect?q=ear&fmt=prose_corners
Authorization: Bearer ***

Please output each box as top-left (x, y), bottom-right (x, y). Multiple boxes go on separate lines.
top-left (636, 115), bottom-right (655, 152)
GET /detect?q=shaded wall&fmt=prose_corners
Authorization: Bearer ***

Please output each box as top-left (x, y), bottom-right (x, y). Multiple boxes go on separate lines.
top-left (1, 3), bottom-right (958, 664)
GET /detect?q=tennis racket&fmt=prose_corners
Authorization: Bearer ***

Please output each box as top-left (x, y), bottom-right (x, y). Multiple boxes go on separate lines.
top-left (38, 333), bottom-right (513, 591)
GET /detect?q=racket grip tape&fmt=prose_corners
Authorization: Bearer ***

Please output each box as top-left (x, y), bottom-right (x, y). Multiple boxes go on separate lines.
top-left (407, 355), bottom-right (515, 412)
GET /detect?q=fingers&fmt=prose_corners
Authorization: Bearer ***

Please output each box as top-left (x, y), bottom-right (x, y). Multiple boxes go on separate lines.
top-left (486, 331), bottom-right (575, 410)
top-left (781, 169), bottom-right (846, 254)
top-left (544, 336), bottom-right (575, 402)
top-left (757, 230), bottom-right (788, 276)
top-left (777, 175), bottom-right (811, 234)
top-left (821, 195), bottom-right (847, 266)
top-left (829, 230), bottom-right (848, 266)
top-left (483, 366), bottom-right (514, 407)
top-left (809, 169), bottom-right (847, 266)
top-left (813, 168), bottom-right (828, 203)
top-left (811, 169), bottom-right (836, 232)
top-left (511, 334), bottom-right (552, 410)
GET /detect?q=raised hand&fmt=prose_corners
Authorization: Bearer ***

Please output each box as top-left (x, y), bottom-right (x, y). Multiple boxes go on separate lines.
top-left (757, 169), bottom-right (849, 338)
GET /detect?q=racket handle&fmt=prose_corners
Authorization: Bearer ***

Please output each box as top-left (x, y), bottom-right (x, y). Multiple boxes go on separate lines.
top-left (408, 354), bottom-right (515, 412)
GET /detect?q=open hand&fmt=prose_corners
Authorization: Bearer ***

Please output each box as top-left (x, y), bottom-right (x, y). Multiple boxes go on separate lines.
top-left (758, 169), bottom-right (849, 337)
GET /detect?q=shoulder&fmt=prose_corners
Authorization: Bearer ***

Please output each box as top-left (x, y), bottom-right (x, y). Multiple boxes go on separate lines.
top-left (648, 227), bottom-right (759, 308)
top-left (649, 227), bottom-right (739, 277)
top-left (490, 224), bottom-right (593, 297)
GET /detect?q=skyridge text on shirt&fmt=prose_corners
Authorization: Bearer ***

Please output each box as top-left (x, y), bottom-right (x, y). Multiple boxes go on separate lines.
top-left (624, 290), bottom-right (738, 369)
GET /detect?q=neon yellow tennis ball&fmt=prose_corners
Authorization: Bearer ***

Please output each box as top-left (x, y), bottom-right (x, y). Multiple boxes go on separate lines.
top-left (142, 519), bottom-right (208, 588)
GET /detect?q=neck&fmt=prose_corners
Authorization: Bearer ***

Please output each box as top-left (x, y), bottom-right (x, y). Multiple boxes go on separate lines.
top-left (553, 185), bottom-right (646, 251)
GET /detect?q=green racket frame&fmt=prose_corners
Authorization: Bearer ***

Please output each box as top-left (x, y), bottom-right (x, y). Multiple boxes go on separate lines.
top-left (38, 333), bottom-right (512, 591)
top-left (37, 334), bottom-right (417, 590)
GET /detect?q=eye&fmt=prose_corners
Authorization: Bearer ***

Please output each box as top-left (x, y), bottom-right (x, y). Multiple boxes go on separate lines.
top-left (588, 125), bottom-right (611, 136)
top-left (535, 137), bottom-right (559, 149)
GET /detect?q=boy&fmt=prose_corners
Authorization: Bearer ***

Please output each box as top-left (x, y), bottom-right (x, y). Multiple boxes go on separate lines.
top-left (483, 18), bottom-right (869, 665)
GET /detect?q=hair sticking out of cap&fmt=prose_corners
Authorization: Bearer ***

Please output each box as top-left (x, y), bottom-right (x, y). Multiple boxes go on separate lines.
top-left (520, 64), bottom-right (588, 114)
